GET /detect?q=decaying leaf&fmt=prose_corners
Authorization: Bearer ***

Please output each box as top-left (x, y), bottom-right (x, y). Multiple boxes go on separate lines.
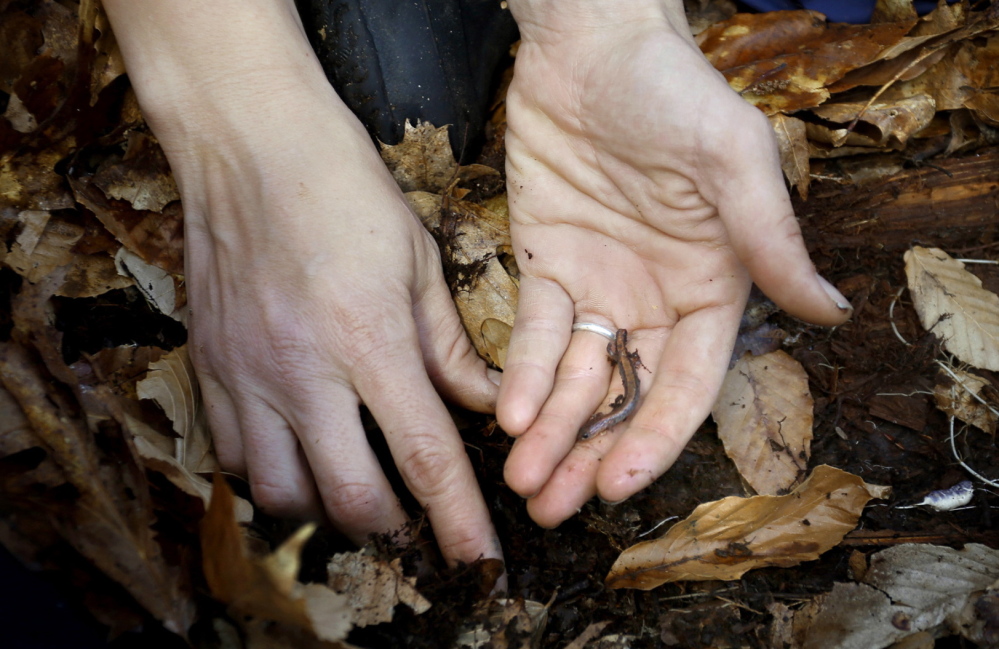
top-left (92, 133), bottom-right (180, 212)
top-left (770, 113), bottom-right (810, 198)
top-left (380, 120), bottom-right (459, 193)
top-left (454, 598), bottom-right (550, 649)
top-left (712, 350), bottom-right (813, 495)
top-left (933, 365), bottom-right (998, 434)
top-left (809, 94), bottom-right (936, 147)
top-left (327, 550), bottom-right (431, 628)
top-left (407, 192), bottom-right (518, 368)
top-left (606, 465), bottom-right (889, 589)
top-left (1, 210), bottom-right (134, 298)
top-left (201, 475), bottom-right (352, 643)
top-left (115, 246), bottom-right (178, 317)
top-left (904, 246), bottom-right (999, 371)
top-left (800, 544), bottom-right (999, 649)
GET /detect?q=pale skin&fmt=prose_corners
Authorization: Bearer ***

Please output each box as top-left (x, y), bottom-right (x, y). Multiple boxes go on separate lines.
top-left (103, 0), bottom-right (851, 565)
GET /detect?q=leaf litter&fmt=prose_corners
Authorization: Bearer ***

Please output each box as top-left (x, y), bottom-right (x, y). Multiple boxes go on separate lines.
top-left (2, 0), bottom-right (999, 647)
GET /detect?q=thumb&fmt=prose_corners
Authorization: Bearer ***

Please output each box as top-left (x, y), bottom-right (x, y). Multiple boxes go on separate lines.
top-left (711, 112), bottom-right (852, 327)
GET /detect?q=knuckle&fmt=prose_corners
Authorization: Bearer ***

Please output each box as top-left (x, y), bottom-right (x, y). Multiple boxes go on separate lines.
top-left (250, 478), bottom-right (304, 517)
top-left (400, 437), bottom-right (462, 501)
top-left (323, 481), bottom-right (386, 533)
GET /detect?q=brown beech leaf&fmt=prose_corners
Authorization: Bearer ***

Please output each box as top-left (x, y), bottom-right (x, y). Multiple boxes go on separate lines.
top-left (769, 113), bottom-right (810, 198)
top-left (697, 12), bottom-right (916, 115)
top-left (605, 465), bottom-right (890, 589)
top-left (407, 192), bottom-right (518, 368)
top-left (379, 120), bottom-right (458, 193)
top-left (809, 94), bottom-right (936, 147)
top-left (933, 365), bottom-right (998, 434)
top-left (712, 350), bottom-right (813, 495)
top-left (202, 475), bottom-right (352, 643)
top-left (69, 174), bottom-right (185, 275)
top-left (870, 0), bottom-right (918, 25)
top-left (327, 550), bottom-right (431, 628)
top-left (904, 246), bottom-right (999, 371)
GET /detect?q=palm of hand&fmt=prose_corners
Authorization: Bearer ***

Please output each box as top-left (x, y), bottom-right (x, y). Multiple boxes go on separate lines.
top-left (499, 26), bottom-right (833, 527)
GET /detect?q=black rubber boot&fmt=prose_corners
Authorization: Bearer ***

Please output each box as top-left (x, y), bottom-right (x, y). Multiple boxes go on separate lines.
top-left (296, 0), bottom-right (518, 161)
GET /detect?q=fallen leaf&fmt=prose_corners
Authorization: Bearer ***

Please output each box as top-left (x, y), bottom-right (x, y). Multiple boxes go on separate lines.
top-left (933, 365), bottom-right (998, 434)
top-left (201, 475), bottom-right (352, 643)
top-left (605, 465), bottom-right (890, 589)
top-left (800, 544), bottom-right (999, 649)
top-left (407, 192), bottom-right (518, 368)
top-left (69, 173), bottom-right (185, 275)
top-left (770, 113), bottom-right (810, 198)
top-left (92, 132), bottom-right (180, 212)
top-left (454, 598), bottom-right (550, 649)
top-left (380, 120), bottom-right (458, 193)
top-left (327, 550), bottom-right (431, 627)
top-left (115, 246), bottom-right (179, 317)
top-left (562, 621), bottom-right (613, 649)
top-left (809, 94), bottom-right (936, 147)
top-left (685, 0), bottom-right (737, 36)
top-left (870, 0), bottom-right (918, 25)
top-left (137, 346), bottom-right (216, 473)
top-left (712, 350), bottom-right (813, 495)
top-left (904, 246), bottom-right (999, 371)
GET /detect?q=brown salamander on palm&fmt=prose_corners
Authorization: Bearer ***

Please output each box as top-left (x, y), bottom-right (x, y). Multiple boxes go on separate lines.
top-left (578, 328), bottom-right (642, 440)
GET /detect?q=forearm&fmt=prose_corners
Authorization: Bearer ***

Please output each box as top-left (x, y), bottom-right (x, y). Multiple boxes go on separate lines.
top-left (101, 0), bottom-right (353, 165)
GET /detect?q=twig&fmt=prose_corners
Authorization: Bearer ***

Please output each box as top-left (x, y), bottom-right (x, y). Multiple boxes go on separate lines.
top-left (889, 287), bottom-right (911, 346)
top-left (637, 516), bottom-right (677, 538)
top-left (949, 415), bottom-right (999, 488)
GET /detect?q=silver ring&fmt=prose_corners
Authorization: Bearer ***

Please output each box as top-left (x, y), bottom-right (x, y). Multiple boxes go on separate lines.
top-left (572, 322), bottom-right (616, 341)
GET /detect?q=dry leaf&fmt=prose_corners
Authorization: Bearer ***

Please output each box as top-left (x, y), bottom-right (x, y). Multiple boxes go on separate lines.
top-left (115, 247), bottom-right (178, 316)
top-left (933, 366), bottom-right (997, 434)
top-left (605, 465), bottom-right (889, 589)
top-left (712, 350), bottom-right (813, 495)
top-left (380, 120), bottom-right (458, 193)
top-left (92, 134), bottom-right (180, 212)
top-left (809, 94), bottom-right (936, 147)
top-left (904, 246), bottom-right (999, 371)
top-left (770, 113), bottom-right (810, 198)
top-left (327, 550), bottom-right (431, 627)
top-left (454, 598), bottom-right (550, 649)
top-left (407, 192), bottom-right (518, 368)
top-left (201, 475), bottom-right (352, 643)
top-left (137, 346), bottom-right (216, 473)
top-left (800, 544), bottom-right (999, 649)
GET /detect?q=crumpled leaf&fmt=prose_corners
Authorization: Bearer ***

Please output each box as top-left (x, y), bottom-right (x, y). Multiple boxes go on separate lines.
top-left (800, 544), bottom-right (999, 649)
top-left (407, 192), bottom-right (518, 368)
top-left (933, 365), bottom-right (998, 434)
top-left (137, 346), bottom-right (216, 473)
top-left (92, 133), bottom-right (180, 212)
top-left (327, 550), bottom-right (431, 627)
top-left (2, 209), bottom-right (134, 298)
top-left (454, 598), bottom-right (550, 649)
top-left (809, 94), bottom-right (936, 147)
top-left (606, 465), bottom-right (890, 589)
top-left (697, 12), bottom-right (916, 115)
top-left (770, 113), bottom-right (810, 198)
top-left (201, 475), bottom-right (352, 643)
top-left (904, 246), bottom-right (999, 371)
top-left (115, 246), bottom-right (178, 317)
top-left (68, 173), bottom-right (185, 275)
top-left (380, 120), bottom-right (458, 193)
top-left (712, 350), bottom-right (813, 495)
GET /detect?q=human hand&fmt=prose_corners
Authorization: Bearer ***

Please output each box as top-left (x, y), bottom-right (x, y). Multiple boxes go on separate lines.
top-left (104, 0), bottom-right (502, 566)
top-left (498, 0), bottom-right (852, 527)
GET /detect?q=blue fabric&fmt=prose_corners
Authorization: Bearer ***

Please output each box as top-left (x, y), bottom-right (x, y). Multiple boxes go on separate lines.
top-left (741, 1), bottom-right (952, 23)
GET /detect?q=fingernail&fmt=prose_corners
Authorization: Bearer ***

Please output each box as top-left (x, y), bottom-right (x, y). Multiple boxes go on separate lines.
top-left (487, 368), bottom-right (502, 387)
top-left (817, 274), bottom-right (852, 313)
top-left (599, 496), bottom-right (627, 506)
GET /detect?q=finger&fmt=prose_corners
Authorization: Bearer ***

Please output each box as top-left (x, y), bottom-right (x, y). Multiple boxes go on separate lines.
top-left (239, 401), bottom-right (325, 521)
top-left (524, 442), bottom-right (605, 528)
top-left (496, 275), bottom-right (575, 435)
top-left (199, 372), bottom-right (245, 474)
top-left (290, 389), bottom-right (411, 547)
top-left (710, 107), bottom-right (852, 326)
top-left (354, 329), bottom-right (503, 567)
top-left (412, 265), bottom-right (501, 413)
top-left (503, 329), bottom-right (616, 498)
top-left (596, 304), bottom-right (743, 503)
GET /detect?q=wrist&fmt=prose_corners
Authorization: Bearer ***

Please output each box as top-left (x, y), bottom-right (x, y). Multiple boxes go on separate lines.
top-left (508, 0), bottom-right (689, 43)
